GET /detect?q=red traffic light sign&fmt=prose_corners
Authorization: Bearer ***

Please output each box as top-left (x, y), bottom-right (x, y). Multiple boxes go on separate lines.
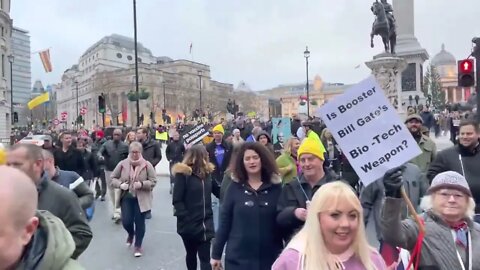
top-left (459, 59), bottom-right (474, 73)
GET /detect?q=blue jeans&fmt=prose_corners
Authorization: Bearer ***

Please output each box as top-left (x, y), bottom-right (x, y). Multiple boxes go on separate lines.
top-left (212, 195), bottom-right (220, 231)
top-left (121, 196), bottom-right (146, 248)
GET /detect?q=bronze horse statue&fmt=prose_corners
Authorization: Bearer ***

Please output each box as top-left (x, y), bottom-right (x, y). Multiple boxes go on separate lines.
top-left (370, 1), bottom-right (396, 54)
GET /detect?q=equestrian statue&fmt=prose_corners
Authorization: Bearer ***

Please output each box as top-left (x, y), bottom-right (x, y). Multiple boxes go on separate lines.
top-left (370, 0), bottom-right (397, 54)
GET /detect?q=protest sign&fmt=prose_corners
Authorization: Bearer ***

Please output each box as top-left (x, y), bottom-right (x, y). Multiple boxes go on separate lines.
top-left (272, 117), bottom-right (292, 144)
top-left (315, 76), bottom-right (421, 186)
top-left (182, 124), bottom-right (209, 145)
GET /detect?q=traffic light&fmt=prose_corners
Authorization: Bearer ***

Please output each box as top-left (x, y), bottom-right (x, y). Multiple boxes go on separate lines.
top-left (458, 59), bottom-right (475, 87)
top-left (98, 95), bottom-right (106, 113)
top-left (13, 112), bottom-right (18, 123)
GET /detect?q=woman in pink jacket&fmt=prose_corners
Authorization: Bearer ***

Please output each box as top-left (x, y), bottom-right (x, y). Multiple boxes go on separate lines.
top-left (111, 141), bottom-right (157, 257)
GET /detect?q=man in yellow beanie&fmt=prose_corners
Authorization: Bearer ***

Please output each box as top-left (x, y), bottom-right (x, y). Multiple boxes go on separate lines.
top-left (277, 137), bottom-right (338, 242)
top-left (206, 123), bottom-right (232, 230)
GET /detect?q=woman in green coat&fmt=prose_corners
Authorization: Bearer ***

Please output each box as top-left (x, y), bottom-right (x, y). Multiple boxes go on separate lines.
top-left (275, 137), bottom-right (300, 184)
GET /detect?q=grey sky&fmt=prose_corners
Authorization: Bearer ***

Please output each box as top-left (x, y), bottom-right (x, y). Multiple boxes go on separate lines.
top-left (11, 0), bottom-right (480, 90)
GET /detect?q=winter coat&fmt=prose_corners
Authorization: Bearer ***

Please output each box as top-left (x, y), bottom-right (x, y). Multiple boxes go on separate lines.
top-left (78, 149), bottom-right (97, 181)
top-left (141, 138), bottom-right (162, 167)
top-left (276, 170), bottom-right (338, 242)
top-left (110, 158), bottom-right (157, 213)
top-left (90, 138), bottom-right (106, 175)
top-left (409, 134), bottom-right (437, 174)
top-left (206, 140), bottom-right (233, 184)
top-left (172, 163), bottom-right (219, 241)
top-left (360, 163), bottom-right (427, 241)
top-left (381, 197), bottom-right (480, 270)
top-left (220, 169), bottom-right (233, 204)
top-left (98, 140), bottom-right (129, 171)
top-left (166, 139), bottom-right (185, 164)
top-left (276, 153), bottom-right (297, 184)
top-left (427, 142), bottom-right (480, 212)
top-left (420, 111), bottom-right (435, 129)
top-left (256, 131), bottom-right (275, 156)
top-left (53, 147), bottom-right (86, 177)
top-left (51, 168), bottom-right (94, 210)
top-left (212, 179), bottom-right (283, 270)
top-left (37, 174), bottom-right (92, 259)
top-left (15, 210), bottom-right (84, 270)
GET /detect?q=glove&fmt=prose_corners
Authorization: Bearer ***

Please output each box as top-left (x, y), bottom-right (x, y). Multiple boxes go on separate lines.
top-left (133, 181), bottom-right (143, 190)
top-left (119, 183), bottom-right (129, 191)
top-left (383, 166), bottom-right (404, 198)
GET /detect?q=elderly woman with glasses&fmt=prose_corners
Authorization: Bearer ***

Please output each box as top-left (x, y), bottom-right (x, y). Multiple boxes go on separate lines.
top-left (111, 141), bottom-right (157, 257)
top-left (381, 169), bottom-right (480, 269)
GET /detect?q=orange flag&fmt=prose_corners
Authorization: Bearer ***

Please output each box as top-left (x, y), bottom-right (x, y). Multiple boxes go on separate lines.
top-left (39, 49), bottom-right (53, 73)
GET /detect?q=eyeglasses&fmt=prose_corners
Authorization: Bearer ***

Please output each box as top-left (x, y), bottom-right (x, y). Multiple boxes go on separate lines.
top-left (113, 134), bottom-right (121, 136)
top-left (437, 191), bottom-right (466, 200)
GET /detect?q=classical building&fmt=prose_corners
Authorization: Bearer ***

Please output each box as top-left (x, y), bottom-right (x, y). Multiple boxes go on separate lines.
top-left (431, 44), bottom-right (471, 103)
top-left (11, 26), bottom-right (31, 126)
top-left (0, 0), bottom-right (12, 139)
top-left (56, 34), bottom-right (234, 128)
top-left (259, 77), bottom-right (351, 117)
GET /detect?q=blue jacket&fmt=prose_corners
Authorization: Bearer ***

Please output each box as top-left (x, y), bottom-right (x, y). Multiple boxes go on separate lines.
top-left (51, 168), bottom-right (94, 210)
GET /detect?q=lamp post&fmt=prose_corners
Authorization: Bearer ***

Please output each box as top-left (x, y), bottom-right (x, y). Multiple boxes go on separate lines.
top-left (75, 79), bottom-right (79, 129)
top-left (133, 0), bottom-right (140, 127)
top-left (304, 46), bottom-right (310, 118)
top-left (198, 70), bottom-right (203, 112)
top-left (162, 80), bottom-right (166, 110)
top-left (7, 55), bottom-right (14, 125)
top-left (472, 37), bottom-right (480, 123)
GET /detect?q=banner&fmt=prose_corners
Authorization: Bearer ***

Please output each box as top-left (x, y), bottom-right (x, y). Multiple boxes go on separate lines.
top-left (315, 76), bottom-right (421, 186)
top-left (271, 117), bottom-right (291, 144)
top-left (27, 92), bottom-right (50, 110)
top-left (182, 124), bottom-right (209, 145)
top-left (39, 49), bottom-right (53, 73)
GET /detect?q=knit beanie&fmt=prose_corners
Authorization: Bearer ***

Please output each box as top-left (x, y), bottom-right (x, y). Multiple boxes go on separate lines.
top-left (212, 124), bottom-right (224, 134)
top-left (428, 171), bottom-right (472, 197)
top-left (297, 137), bottom-right (325, 161)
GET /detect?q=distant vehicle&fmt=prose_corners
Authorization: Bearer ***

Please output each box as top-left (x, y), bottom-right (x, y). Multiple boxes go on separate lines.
top-left (18, 135), bottom-right (51, 146)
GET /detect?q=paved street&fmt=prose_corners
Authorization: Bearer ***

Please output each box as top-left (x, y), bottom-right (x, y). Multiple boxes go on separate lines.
top-left (80, 136), bottom-right (453, 269)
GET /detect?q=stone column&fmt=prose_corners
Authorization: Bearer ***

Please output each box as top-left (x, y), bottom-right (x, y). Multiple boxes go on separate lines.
top-left (365, 54), bottom-right (407, 117)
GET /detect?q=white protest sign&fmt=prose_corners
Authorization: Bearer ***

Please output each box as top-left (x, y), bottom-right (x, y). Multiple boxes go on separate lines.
top-left (315, 76), bottom-right (421, 186)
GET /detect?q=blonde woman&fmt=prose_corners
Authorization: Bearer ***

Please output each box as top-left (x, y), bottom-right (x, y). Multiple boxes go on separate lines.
top-left (273, 181), bottom-right (388, 270)
top-left (125, 131), bottom-right (136, 145)
top-left (276, 137), bottom-right (301, 184)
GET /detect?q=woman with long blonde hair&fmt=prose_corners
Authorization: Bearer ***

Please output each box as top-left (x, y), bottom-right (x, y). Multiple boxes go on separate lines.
top-left (273, 181), bottom-right (388, 270)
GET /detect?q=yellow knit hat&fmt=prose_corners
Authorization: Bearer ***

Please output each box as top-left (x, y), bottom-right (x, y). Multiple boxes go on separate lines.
top-left (212, 124), bottom-right (224, 134)
top-left (298, 137), bottom-right (325, 160)
top-left (0, 148), bottom-right (6, 165)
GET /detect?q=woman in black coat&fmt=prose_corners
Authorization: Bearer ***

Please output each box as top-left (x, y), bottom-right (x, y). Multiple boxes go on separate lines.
top-left (172, 145), bottom-right (219, 270)
top-left (211, 142), bottom-right (283, 270)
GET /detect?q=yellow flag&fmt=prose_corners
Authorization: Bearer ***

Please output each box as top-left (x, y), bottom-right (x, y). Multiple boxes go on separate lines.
top-left (27, 92), bottom-right (49, 110)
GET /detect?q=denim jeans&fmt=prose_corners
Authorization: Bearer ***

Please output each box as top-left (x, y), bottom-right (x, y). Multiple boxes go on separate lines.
top-left (211, 195), bottom-right (220, 231)
top-left (121, 196), bottom-right (146, 248)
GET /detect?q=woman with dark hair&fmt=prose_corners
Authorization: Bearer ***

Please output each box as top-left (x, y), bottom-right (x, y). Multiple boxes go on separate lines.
top-left (211, 142), bottom-right (283, 270)
top-left (172, 144), bottom-right (219, 270)
top-left (219, 144), bottom-right (242, 203)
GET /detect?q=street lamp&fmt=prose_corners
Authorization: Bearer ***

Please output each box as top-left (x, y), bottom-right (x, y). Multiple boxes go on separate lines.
top-left (133, 0), bottom-right (141, 127)
top-left (75, 79), bottom-right (79, 129)
top-left (7, 55), bottom-right (14, 125)
top-left (162, 80), bottom-right (166, 110)
top-left (198, 70), bottom-right (203, 111)
top-left (304, 46), bottom-right (310, 118)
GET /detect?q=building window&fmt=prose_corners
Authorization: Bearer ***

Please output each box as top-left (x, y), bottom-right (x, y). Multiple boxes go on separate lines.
top-left (127, 55), bottom-right (133, 61)
top-left (116, 53), bottom-right (122, 59)
top-left (1, 54), bottom-right (4, 78)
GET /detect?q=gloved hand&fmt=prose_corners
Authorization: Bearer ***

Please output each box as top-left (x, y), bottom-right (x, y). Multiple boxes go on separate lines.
top-left (119, 183), bottom-right (129, 191)
top-left (133, 181), bottom-right (143, 190)
top-left (383, 166), bottom-right (404, 198)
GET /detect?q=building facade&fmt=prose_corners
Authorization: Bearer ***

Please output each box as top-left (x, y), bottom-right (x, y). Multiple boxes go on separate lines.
top-left (11, 26), bottom-right (31, 126)
top-left (431, 44), bottom-right (472, 104)
top-left (0, 0), bottom-right (12, 140)
top-left (56, 34), bottom-right (235, 128)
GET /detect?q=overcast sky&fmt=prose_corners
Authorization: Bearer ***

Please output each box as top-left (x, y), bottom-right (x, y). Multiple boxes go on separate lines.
top-left (11, 0), bottom-right (480, 90)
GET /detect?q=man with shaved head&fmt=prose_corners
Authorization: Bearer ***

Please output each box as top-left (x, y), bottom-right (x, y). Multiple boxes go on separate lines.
top-left (7, 144), bottom-right (92, 259)
top-left (97, 128), bottom-right (128, 223)
top-left (0, 166), bottom-right (83, 269)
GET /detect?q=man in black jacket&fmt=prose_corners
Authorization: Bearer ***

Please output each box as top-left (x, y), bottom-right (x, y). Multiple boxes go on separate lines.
top-left (166, 130), bottom-right (185, 194)
top-left (98, 128), bottom-right (129, 223)
top-left (53, 132), bottom-right (85, 176)
top-left (277, 137), bottom-right (338, 242)
top-left (136, 127), bottom-right (162, 167)
top-left (6, 144), bottom-right (92, 259)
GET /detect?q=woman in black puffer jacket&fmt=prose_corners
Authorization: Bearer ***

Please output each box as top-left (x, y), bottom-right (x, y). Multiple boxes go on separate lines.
top-left (172, 144), bottom-right (219, 270)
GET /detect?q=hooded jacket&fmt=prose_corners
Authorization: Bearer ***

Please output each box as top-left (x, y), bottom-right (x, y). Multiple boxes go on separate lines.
top-left (172, 162), bottom-right (219, 241)
top-left (140, 138), bottom-right (162, 167)
top-left (15, 210), bottom-right (84, 270)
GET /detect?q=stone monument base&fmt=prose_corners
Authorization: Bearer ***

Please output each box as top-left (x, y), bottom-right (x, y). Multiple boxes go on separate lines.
top-left (365, 54), bottom-right (407, 119)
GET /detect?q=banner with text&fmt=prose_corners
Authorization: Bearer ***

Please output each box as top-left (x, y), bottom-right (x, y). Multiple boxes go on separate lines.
top-left (182, 124), bottom-right (209, 145)
top-left (315, 76), bottom-right (421, 186)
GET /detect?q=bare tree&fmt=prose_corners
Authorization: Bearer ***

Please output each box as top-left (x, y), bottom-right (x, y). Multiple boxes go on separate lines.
top-left (92, 72), bottom-right (125, 125)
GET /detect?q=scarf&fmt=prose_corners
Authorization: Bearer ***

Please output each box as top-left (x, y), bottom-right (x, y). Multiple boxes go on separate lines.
top-left (127, 155), bottom-right (148, 187)
top-left (449, 221), bottom-right (468, 248)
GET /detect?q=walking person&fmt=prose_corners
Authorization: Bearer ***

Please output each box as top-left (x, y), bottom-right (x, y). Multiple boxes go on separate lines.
top-left (211, 142), bottom-right (283, 270)
top-left (53, 132), bottom-right (86, 176)
top-left (110, 141), bottom-right (157, 257)
top-left (172, 145), bottom-right (219, 270)
top-left (98, 128), bottom-right (129, 223)
top-left (166, 130), bottom-right (186, 194)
